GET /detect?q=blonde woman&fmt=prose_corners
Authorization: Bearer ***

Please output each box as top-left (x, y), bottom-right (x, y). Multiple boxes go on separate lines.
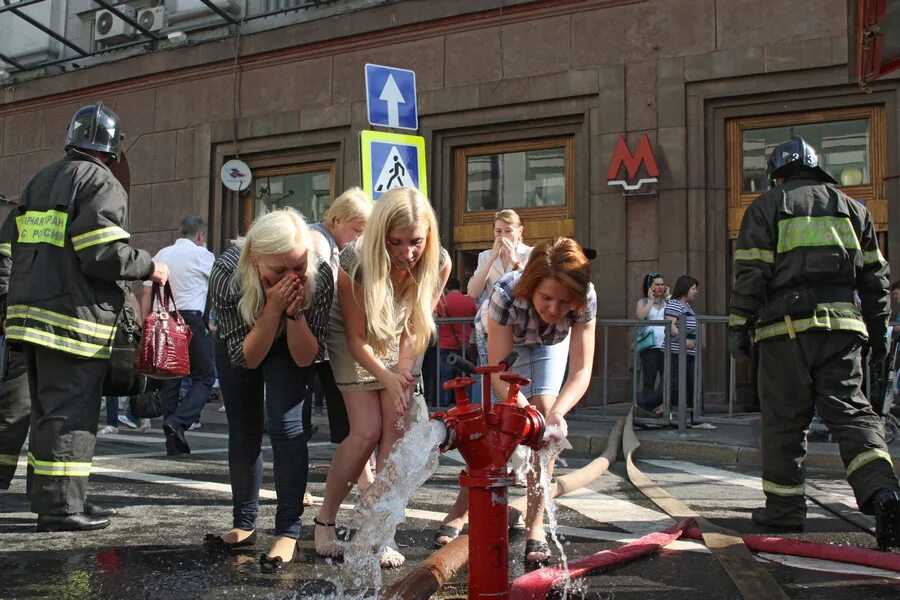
top-left (206, 208), bottom-right (330, 573)
top-left (314, 187), bottom-right (450, 568)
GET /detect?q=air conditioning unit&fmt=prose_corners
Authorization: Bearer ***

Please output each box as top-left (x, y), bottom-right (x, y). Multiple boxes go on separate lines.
top-left (136, 7), bottom-right (166, 33)
top-left (94, 7), bottom-right (137, 44)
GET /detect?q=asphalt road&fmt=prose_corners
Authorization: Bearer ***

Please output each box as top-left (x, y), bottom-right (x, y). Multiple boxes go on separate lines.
top-left (1, 405), bottom-right (899, 599)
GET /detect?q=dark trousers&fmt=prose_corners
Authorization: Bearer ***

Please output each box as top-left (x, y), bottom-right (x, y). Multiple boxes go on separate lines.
top-left (638, 348), bottom-right (665, 405)
top-left (759, 332), bottom-right (899, 515)
top-left (216, 338), bottom-right (311, 538)
top-left (439, 348), bottom-right (475, 407)
top-left (639, 352), bottom-right (695, 419)
top-left (301, 361), bottom-right (350, 444)
top-left (161, 311), bottom-right (214, 431)
top-left (0, 346), bottom-right (30, 488)
top-left (23, 344), bottom-right (106, 515)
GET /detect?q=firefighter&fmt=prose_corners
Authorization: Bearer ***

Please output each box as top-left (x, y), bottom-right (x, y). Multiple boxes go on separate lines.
top-left (729, 136), bottom-right (900, 551)
top-left (0, 102), bottom-right (168, 532)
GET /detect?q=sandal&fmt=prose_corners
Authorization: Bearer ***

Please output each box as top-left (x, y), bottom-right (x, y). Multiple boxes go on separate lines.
top-left (524, 539), bottom-right (551, 567)
top-left (314, 517), bottom-right (344, 559)
top-left (433, 524), bottom-right (461, 548)
top-left (203, 530), bottom-right (257, 552)
top-left (259, 539), bottom-right (300, 573)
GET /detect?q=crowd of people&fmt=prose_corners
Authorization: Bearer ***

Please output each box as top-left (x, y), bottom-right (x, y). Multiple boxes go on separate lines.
top-left (2, 102), bottom-right (899, 578)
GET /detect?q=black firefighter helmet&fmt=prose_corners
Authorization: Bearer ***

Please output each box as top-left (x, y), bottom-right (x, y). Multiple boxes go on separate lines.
top-left (65, 101), bottom-right (123, 162)
top-left (766, 136), bottom-right (837, 186)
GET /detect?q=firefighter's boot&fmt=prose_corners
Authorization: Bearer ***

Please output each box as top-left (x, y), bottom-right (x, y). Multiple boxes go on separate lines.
top-left (873, 489), bottom-right (900, 551)
top-left (751, 505), bottom-right (805, 532)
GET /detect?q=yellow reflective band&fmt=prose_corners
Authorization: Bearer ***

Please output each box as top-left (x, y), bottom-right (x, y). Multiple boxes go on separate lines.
top-left (762, 480), bottom-right (805, 497)
top-left (7, 305), bottom-right (115, 339)
top-left (27, 452), bottom-right (91, 477)
top-left (863, 248), bottom-right (886, 266)
top-left (776, 216), bottom-right (860, 254)
top-left (16, 209), bottom-right (68, 248)
top-left (0, 242), bottom-right (10, 257)
top-left (6, 326), bottom-right (112, 359)
top-left (847, 448), bottom-right (893, 478)
top-left (734, 248), bottom-right (775, 264)
top-left (0, 454), bottom-right (19, 466)
top-left (71, 226), bottom-right (130, 251)
top-left (754, 303), bottom-right (866, 342)
top-left (729, 314), bottom-right (748, 328)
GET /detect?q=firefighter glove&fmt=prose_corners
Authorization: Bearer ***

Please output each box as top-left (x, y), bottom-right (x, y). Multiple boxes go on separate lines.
top-left (729, 329), bottom-right (752, 364)
top-left (866, 317), bottom-right (889, 368)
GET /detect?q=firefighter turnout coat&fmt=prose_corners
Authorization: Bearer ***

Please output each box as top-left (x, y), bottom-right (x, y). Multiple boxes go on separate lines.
top-left (0, 150), bottom-right (152, 357)
top-left (729, 176), bottom-right (897, 515)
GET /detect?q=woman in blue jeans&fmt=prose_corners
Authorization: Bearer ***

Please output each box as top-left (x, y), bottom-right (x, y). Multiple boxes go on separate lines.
top-left (206, 209), bottom-right (329, 572)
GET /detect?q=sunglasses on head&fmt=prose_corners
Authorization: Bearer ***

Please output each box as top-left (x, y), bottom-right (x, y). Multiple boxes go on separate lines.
top-left (647, 272), bottom-right (662, 286)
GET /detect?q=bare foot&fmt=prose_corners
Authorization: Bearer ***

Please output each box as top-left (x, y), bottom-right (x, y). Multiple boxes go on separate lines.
top-left (314, 518), bottom-right (343, 559)
top-left (303, 491), bottom-right (314, 506)
top-left (220, 528), bottom-right (255, 544)
top-left (379, 545), bottom-right (405, 568)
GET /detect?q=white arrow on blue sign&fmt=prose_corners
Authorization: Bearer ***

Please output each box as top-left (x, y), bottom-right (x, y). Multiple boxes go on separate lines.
top-left (365, 63), bottom-right (418, 131)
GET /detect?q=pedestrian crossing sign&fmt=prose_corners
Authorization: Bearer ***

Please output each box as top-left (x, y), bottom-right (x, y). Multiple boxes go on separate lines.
top-left (360, 130), bottom-right (427, 201)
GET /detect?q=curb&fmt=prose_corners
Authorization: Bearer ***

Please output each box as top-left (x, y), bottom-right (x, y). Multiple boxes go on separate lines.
top-left (567, 433), bottom-right (900, 475)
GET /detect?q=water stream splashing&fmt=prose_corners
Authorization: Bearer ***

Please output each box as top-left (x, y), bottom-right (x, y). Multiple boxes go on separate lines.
top-left (336, 394), bottom-right (445, 596)
top-left (539, 426), bottom-right (574, 598)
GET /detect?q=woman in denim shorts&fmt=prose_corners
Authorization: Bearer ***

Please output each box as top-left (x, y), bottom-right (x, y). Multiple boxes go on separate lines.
top-left (485, 237), bottom-right (596, 565)
top-left (435, 238), bottom-right (597, 566)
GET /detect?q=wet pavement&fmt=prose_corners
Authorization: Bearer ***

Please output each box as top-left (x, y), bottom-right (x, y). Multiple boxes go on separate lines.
top-left (1, 403), bottom-right (900, 599)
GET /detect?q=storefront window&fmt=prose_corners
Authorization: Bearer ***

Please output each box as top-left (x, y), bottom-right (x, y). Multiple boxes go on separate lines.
top-left (239, 162), bottom-right (335, 233)
top-left (726, 106), bottom-right (887, 240)
top-left (742, 119), bottom-right (870, 193)
top-left (465, 147), bottom-right (566, 212)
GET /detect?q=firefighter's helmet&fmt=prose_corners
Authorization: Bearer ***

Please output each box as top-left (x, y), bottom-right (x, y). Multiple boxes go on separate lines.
top-left (766, 136), bottom-right (837, 186)
top-left (65, 101), bottom-right (123, 161)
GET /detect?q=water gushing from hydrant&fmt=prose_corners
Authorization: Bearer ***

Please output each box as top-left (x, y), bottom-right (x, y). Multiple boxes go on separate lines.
top-left (539, 426), bottom-right (575, 598)
top-left (336, 394), bottom-right (445, 596)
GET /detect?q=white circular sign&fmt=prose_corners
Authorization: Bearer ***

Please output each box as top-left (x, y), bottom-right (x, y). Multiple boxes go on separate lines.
top-left (221, 159), bottom-right (252, 192)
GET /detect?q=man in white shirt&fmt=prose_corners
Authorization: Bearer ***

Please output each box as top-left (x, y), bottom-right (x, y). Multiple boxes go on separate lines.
top-left (142, 216), bottom-right (215, 455)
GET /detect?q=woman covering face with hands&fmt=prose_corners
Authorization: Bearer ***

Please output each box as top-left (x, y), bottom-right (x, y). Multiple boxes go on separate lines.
top-left (314, 187), bottom-right (450, 568)
top-left (206, 208), bottom-right (330, 573)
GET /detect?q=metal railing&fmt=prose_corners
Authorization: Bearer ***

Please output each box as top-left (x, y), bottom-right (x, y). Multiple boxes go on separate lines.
top-left (427, 314), bottom-right (749, 433)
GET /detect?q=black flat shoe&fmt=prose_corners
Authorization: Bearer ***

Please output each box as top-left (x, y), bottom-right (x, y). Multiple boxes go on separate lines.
top-left (204, 530), bottom-right (257, 552)
top-left (259, 540), bottom-right (300, 573)
top-left (163, 423), bottom-right (191, 454)
top-left (37, 513), bottom-right (110, 532)
top-left (84, 501), bottom-right (118, 517)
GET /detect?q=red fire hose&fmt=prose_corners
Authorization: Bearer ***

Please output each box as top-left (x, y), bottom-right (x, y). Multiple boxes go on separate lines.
top-left (510, 518), bottom-right (900, 600)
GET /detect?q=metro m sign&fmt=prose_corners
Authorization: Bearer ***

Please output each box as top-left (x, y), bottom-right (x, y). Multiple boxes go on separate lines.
top-left (607, 134), bottom-right (660, 192)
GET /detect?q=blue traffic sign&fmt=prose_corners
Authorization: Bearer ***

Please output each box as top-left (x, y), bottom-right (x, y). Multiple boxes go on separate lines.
top-left (360, 130), bottom-right (427, 201)
top-left (365, 63), bottom-right (418, 131)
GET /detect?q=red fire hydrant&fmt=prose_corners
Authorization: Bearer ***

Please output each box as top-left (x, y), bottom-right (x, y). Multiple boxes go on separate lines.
top-left (431, 353), bottom-right (545, 600)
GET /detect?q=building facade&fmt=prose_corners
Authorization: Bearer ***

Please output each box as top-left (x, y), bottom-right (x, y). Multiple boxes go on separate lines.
top-left (0, 0), bottom-right (896, 407)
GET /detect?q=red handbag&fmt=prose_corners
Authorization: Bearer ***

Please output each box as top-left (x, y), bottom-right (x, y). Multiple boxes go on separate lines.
top-left (134, 282), bottom-right (193, 379)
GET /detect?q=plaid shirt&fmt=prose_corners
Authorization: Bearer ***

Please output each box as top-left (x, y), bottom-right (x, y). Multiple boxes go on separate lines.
top-left (476, 270), bottom-right (597, 346)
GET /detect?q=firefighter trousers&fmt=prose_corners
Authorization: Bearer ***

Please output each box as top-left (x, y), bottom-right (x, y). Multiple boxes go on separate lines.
top-left (0, 346), bottom-right (29, 489)
top-left (23, 344), bottom-right (106, 515)
top-left (758, 331), bottom-right (898, 516)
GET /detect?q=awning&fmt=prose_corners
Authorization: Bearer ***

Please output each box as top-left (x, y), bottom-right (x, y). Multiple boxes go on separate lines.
top-left (856, 0), bottom-right (900, 86)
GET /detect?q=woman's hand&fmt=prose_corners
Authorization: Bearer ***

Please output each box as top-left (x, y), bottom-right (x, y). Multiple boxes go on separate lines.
top-left (545, 410), bottom-right (568, 441)
top-left (263, 274), bottom-right (301, 317)
top-left (499, 237), bottom-right (515, 258)
top-left (489, 236), bottom-right (504, 261)
top-left (382, 370), bottom-right (414, 415)
top-left (285, 276), bottom-right (307, 319)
